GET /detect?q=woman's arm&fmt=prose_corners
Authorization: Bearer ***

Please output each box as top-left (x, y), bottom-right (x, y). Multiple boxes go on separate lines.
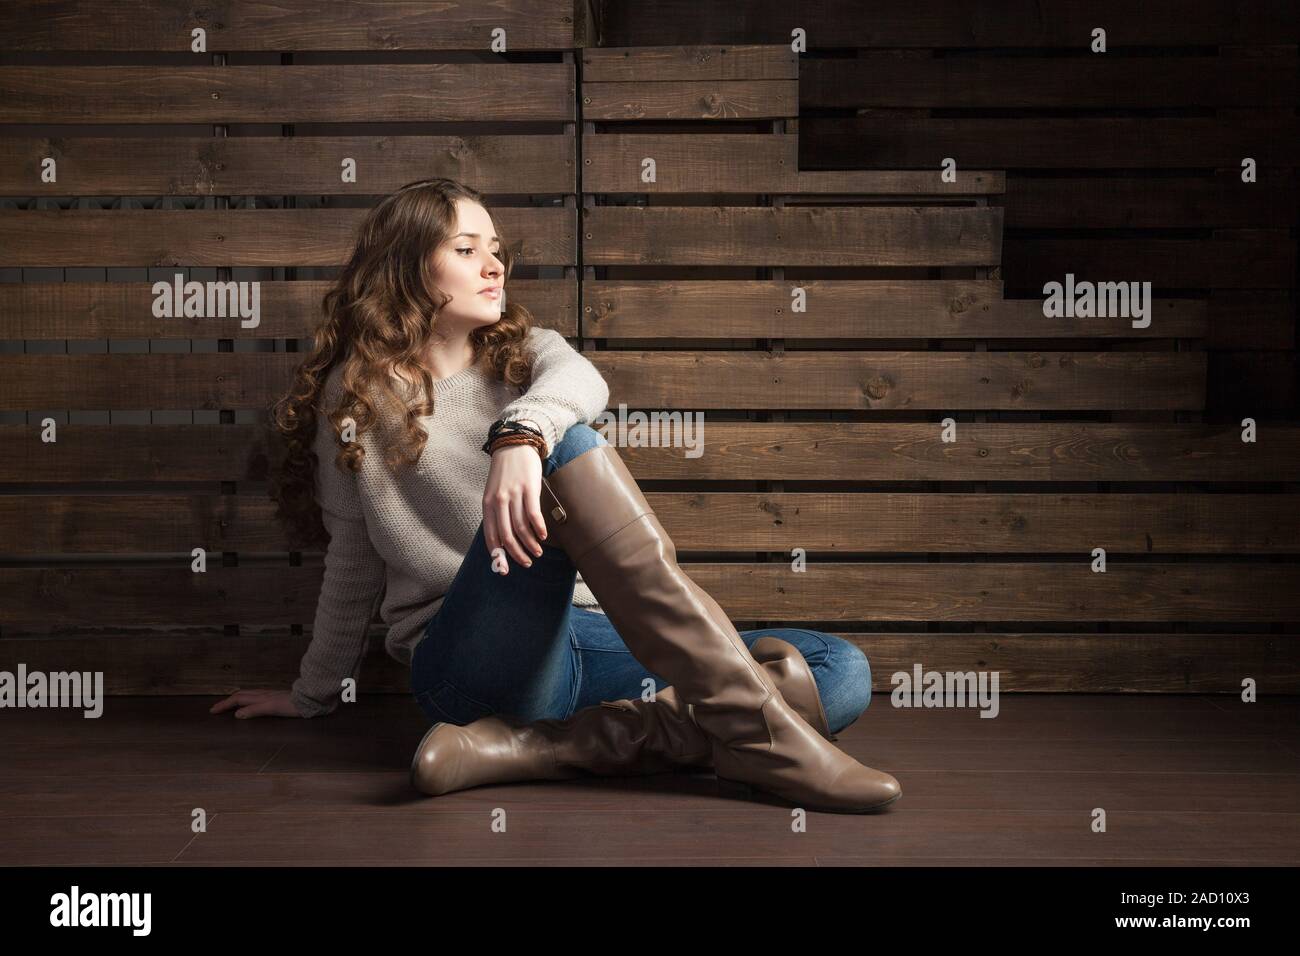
top-left (498, 327), bottom-right (610, 457)
top-left (290, 506), bottom-right (387, 718)
top-left (292, 385), bottom-right (388, 718)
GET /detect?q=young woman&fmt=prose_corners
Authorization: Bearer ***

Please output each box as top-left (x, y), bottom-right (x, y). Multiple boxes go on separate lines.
top-left (212, 178), bottom-right (900, 813)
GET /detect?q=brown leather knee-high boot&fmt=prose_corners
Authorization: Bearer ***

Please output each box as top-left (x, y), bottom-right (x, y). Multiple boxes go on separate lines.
top-left (537, 444), bottom-right (900, 814)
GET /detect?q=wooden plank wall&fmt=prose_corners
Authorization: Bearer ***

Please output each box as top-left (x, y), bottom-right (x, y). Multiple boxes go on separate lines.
top-left (582, 3), bottom-right (1300, 693)
top-left (2, 1), bottom-right (1297, 698)
top-left (0, 0), bottom-right (582, 696)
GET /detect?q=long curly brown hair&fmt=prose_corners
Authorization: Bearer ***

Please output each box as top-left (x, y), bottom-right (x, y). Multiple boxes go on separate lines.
top-left (268, 177), bottom-right (539, 550)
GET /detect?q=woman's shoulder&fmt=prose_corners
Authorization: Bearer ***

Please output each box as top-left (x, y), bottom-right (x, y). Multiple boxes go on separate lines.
top-left (525, 325), bottom-right (562, 347)
top-left (317, 360), bottom-right (411, 411)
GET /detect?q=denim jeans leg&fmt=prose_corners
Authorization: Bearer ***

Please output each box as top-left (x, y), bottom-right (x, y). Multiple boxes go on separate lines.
top-left (543, 422), bottom-right (609, 476)
top-left (738, 628), bottom-right (874, 734)
top-left (408, 422), bottom-right (609, 725)
top-left (564, 611), bottom-right (873, 736)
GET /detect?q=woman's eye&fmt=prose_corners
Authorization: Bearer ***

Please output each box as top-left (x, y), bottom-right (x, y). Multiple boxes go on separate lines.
top-left (457, 248), bottom-right (502, 257)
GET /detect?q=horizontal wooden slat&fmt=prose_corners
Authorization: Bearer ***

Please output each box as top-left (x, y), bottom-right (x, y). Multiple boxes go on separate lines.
top-left (0, 0), bottom-right (575, 51)
top-left (17, 277), bottom-right (1194, 345)
top-left (0, 424), bottom-right (277, 482)
top-left (0, 274), bottom-right (1206, 345)
top-left (580, 45), bottom-right (798, 81)
top-left (611, 563), bottom-right (1300, 623)
top-left (0, 135), bottom-right (575, 196)
top-left (0, 65), bottom-right (574, 124)
top-left (0, 351), bottom-right (1206, 411)
top-left (1004, 236), bottom-right (1296, 290)
top-left (3, 564), bottom-right (1298, 623)
top-left (6, 423), bottom-right (1291, 484)
top-left (0, 354), bottom-right (297, 409)
top-left (581, 79), bottom-right (797, 121)
top-left (803, 56), bottom-right (1297, 109)
top-left (2, 493), bottom-right (1296, 554)
top-left (800, 117), bottom-right (1300, 169)
top-left (0, 279), bottom-right (578, 339)
top-left (582, 280), bottom-right (1207, 339)
top-left (583, 207), bottom-right (1003, 266)
top-left (0, 208), bottom-right (575, 268)
top-left (595, 0), bottom-right (1297, 48)
top-left (0, 630), bottom-right (1292, 694)
top-left (588, 351), bottom-right (1204, 410)
top-left (583, 134), bottom-right (1003, 194)
top-left (453, 420), bottom-right (1300, 481)
top-left (1002, 174), bottom-right (1296, 229)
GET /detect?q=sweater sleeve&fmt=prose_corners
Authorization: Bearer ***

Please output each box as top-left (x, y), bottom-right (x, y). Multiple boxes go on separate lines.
top-left (290, 506), bottom-right (387, 718)
top-left (291, 401), bottom-right (388, 718)
top-left (499, 327), bottom-right (610, 456)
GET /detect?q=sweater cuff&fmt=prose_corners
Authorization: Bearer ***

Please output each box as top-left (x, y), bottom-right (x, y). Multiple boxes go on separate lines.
top-left (290, 683), bottom-right (337, 719)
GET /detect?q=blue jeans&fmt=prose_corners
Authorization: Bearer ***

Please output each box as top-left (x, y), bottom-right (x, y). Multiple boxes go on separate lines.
top-left (409, 423), bottom-right (873, 735)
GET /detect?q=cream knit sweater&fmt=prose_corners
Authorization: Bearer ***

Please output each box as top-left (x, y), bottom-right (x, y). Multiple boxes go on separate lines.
top-left (291, 327), bottom-right (611, 718)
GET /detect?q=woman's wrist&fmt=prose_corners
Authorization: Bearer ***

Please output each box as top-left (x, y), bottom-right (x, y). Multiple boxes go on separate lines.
top-left (492, 440), bottom-right (544, 460)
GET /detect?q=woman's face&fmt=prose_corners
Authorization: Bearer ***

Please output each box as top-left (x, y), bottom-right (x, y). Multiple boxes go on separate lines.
top-left (430, 198), bottom-right (506, 333)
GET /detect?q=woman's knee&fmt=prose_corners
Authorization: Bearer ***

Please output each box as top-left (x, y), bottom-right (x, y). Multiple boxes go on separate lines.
top-left (820, 635), bottom-right (874, 734)
top-left (546, 422), bottom-right (609, 475)
top-left (746, 627), bottom-right (872, 731)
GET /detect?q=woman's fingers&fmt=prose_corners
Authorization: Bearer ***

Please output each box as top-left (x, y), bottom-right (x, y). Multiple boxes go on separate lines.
top-left (528, 485), bottom-right (549, 546)
top-left (483, 511), bottom-right (497, 559)
top-left (484, 482), bottom-right (549, 572)
top-left (209, 690), bottom-right (253, 713)
top-left (493, 493), bottom-right (531, 568)
top-left (510, 494), bottom-right (543, 558)
top-left (210, 689), bottom-right (277, 716)
top-left (483, 511), bottom-right (509, 575)
top-left (484, 504), bottom-right (510, 570)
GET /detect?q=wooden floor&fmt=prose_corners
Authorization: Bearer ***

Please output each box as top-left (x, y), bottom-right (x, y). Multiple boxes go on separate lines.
top-left (2, 694), bottom-right (1297, 866)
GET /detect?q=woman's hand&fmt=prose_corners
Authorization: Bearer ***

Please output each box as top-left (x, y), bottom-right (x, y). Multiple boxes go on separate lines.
top-left (483, 443), bottom-right (548, 574)
top-left (209, 688), bottom-right (302, 719)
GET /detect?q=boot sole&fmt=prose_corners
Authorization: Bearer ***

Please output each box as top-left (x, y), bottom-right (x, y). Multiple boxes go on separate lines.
top-left (717, 775), bottom-right (902, 814)
top-left (414, 721), bottom-right (899, 811)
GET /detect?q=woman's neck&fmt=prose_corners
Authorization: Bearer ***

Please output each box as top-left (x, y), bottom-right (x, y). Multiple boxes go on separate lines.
top-left (422, 333), bottom-right (477, 383)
